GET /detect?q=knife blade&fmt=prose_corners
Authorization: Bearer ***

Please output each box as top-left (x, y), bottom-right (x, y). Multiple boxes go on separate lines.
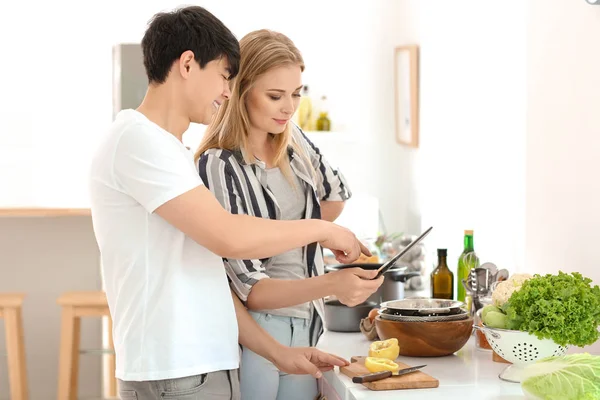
top-left (351, 364), bottom-right (427, 384)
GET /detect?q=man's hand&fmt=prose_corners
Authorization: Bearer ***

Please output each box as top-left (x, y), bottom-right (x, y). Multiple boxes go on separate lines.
top-left (319, 224), bottom-right (371, 264)
top-left (270, 345), bottom-right (349, 378)
top-left (328, 268), bottom-right (384, 307)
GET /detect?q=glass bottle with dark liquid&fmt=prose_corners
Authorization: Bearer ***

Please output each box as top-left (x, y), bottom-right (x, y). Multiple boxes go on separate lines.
top-left (431, 248), bottom-right (454, 299)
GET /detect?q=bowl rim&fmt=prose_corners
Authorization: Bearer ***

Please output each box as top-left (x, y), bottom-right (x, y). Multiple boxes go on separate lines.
top-left (380, 298), bottom-right (465, 313)
top-left (375, 314), bottom-right (473, 324)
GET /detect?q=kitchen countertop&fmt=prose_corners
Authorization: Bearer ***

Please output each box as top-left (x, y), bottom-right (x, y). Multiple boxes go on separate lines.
top-left (317, 331), bottom-right (526, 400)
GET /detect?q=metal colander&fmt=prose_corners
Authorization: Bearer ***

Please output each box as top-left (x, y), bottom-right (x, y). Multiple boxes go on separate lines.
top-left (475, 325), bottom-right (568, 383)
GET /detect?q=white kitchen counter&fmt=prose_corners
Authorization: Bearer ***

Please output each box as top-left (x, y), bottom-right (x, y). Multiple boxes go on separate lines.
top-left (317, 331), bottom-right (526, 400)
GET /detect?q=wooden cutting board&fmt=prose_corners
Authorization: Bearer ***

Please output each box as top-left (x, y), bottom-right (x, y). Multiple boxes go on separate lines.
top-left (340, 356), bottom-right (439, 391)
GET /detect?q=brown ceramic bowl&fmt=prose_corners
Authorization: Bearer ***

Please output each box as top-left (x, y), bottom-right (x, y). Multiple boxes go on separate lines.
top-left (374, 315), bottom-right (474, 357)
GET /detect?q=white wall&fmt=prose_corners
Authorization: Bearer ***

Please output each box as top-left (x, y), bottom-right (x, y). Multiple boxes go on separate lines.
top-left (362, 1), bottom-right (423, 237)
top-left (526, 0), bottom-right (600, 354)
top-left (410, 1), bottom-right (527, 273)
top-left (526, 0), bottom-right (600, 285)
top-left (311, 0), bottom-right (424, 239)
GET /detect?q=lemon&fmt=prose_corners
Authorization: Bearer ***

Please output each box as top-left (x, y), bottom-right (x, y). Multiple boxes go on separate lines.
top-left (368, 338), bottom-right (400, 360)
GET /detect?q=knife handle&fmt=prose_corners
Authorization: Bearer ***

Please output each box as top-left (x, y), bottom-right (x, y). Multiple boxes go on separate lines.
top-left (352, 370), bottom-right (393, 383)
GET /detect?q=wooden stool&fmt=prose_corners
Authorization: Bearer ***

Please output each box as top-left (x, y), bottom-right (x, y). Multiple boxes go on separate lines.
top-left (57, 291), bottom-right (116, 400)
top-left (0, 293), bottom-right (28, 400)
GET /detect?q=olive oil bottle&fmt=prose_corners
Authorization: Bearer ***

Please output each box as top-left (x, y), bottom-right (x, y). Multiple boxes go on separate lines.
top-left (431, 249), bottom-right (454, 299)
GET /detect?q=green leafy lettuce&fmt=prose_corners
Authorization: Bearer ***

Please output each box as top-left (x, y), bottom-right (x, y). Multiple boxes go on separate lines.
top-left (503, 272), bottom-right (600, 347)
top-left (521, 353), bottom-right (600, 400)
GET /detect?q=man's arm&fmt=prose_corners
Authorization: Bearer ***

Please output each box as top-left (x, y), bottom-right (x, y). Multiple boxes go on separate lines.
top-left (155, 185), bottom-right (368, 262)
top-left (230, 290), bottom-right (348, 377)
top-left (112, 128), bottom-right (367, 262)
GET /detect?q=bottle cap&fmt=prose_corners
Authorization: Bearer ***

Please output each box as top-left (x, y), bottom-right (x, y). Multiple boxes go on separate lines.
top-left (437, 249), bottom-right (447, 257)
top-left (464, 230), bottom-right (474, 235)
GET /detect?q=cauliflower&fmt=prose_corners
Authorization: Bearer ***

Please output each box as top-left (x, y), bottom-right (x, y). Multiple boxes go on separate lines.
top-left (507, 273), bottom-right (533, 287)
top-left (491, 273), bottom-right (533, 307)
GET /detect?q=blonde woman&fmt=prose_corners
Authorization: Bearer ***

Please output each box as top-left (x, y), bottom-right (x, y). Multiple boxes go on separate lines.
top-left (196, 30), bottom-right (383, 400)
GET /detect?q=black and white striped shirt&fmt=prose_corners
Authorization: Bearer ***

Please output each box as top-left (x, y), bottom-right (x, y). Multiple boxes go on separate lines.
top-left (197, 124), bottom-right (351, 345)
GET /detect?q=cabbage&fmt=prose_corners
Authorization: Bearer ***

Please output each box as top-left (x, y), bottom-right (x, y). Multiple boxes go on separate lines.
top-left (481, 304), bottom-right (501, 321)
top-left (521, 353), bottom-right (600, 399)
top-left (483, 310), bottom-right (508, 329)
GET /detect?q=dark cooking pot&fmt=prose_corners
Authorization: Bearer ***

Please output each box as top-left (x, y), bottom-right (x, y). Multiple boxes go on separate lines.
top-left (323, 299), bottom-right (378, 332)
top-left (324, 263), bottom-right (420, 304)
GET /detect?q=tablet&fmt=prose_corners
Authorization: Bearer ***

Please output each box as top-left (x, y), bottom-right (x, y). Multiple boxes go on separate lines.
top-left (373, 226), bottom-right (433, 279)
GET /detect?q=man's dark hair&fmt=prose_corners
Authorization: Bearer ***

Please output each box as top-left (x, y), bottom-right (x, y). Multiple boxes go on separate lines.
top-left (141, 6), bottom-right (240, 84)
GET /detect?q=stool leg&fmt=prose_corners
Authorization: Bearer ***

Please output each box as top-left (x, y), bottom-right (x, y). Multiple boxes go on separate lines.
top-left (4, 307), bottom-right (29, 400)
top-left (107, 315), bottom-right (117, 398)
top-left (57, 306), bottom-right (81, 400)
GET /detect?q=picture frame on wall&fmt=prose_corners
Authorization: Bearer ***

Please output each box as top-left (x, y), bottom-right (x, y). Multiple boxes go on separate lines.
top-left (394, 45), bottom-right (419, 148)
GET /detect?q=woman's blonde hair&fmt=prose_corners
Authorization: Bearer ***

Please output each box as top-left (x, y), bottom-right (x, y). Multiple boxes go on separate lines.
top-left (195, 29), bottom-right (309, 182)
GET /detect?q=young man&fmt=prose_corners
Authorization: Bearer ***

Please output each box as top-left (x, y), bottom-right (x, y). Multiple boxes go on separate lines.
top-left (89, 6), bottom-right (378, 400)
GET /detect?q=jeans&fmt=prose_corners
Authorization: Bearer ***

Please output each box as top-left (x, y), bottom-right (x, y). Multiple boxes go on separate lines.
top-left (118, 369), bottom-right (240, 400)
top-left (240, 311), bottom-right (318, 400)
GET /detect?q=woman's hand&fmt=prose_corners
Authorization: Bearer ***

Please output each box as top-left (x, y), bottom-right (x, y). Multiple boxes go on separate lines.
top-left (269, 345), bottom-right (349, 378)
top-left (326, 267), bottom-right (384, 307)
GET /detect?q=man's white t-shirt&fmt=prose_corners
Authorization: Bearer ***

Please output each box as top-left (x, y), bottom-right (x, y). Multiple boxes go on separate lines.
top-left (89, 109), bottom-right (239, 381)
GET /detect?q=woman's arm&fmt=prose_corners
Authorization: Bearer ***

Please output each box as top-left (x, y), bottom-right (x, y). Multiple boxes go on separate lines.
top-left (292, 124), bottom-right (351, 221)
top-left (320, 200), bottom-right (345, 222)
top-left (247, 267), bottom-right (382, 309)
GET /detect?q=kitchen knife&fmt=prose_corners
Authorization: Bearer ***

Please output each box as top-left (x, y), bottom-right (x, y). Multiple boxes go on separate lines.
top-left (351, 364), bottom-right (427, 383)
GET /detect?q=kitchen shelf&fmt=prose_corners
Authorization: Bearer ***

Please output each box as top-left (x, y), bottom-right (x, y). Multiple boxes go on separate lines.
top-left (0, 208), bottom-right (91, 217)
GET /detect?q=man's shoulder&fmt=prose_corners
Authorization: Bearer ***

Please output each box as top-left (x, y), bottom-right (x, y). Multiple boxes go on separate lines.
top-left (90, 112), bottom-right (172, 182)
top-left (91, 121), bottom-right (149, 167)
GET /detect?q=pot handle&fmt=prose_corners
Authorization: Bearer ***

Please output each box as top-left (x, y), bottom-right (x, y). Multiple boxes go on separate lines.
top-left (390, 271), bottom-right (420, 282)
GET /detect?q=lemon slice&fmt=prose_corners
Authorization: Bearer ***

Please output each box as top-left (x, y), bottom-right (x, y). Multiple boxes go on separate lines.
top-left (364, 357), bottom-right (400, 373)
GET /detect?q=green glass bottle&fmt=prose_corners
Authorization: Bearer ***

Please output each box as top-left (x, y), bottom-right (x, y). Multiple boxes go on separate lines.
top-left (431, 249), bottom-right (454, 299)
top-left (457, 230), bottom-right (479, 303)
top-left (315, 95), bottom-right (331, 131)
top-left (316, 112), bottom-right (331, 131)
